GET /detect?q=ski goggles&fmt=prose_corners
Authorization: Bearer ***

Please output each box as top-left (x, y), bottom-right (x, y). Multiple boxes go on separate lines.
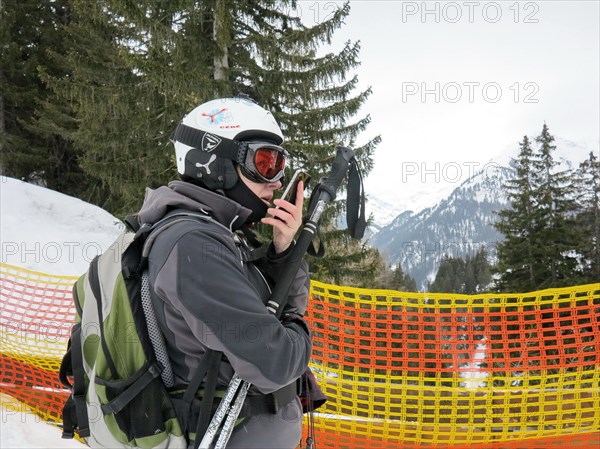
top-left (239, 142), bottom-right (288, 183)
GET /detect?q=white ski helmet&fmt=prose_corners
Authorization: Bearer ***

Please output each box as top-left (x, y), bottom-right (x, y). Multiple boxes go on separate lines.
top-left (172, 96), bottom-right (286, 190)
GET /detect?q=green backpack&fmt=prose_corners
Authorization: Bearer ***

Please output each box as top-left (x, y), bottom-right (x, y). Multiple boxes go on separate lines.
top-left (59, 212), bottom-right (213, 449)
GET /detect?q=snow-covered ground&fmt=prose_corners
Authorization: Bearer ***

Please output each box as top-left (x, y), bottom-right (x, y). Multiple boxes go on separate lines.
top-left (1, 177), bottom-right (123, 276)
top-left (1, 394), bottom-right (84, 448)
top-left (1, 177), bottom-right (121, 448)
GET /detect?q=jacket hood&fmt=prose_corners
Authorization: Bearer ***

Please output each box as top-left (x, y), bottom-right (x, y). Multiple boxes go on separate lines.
top-left (137, 181), bottom-right (252, 231)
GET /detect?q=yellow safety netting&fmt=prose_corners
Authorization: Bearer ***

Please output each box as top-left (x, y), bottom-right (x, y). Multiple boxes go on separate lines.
top-left (1, 263), bottom-right (599, 448)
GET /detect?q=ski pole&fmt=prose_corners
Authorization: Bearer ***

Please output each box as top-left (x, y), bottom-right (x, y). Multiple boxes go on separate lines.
top-left (213, 377), bottom-right (251, 449)
top-left (197, 374), bottom-right (244, 449)
top-left (198, 146), bottom-right (357, 448)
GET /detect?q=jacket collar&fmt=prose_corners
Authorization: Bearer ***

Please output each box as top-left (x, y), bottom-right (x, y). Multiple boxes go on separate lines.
top-left (137, 181), bottom-right (252, 231)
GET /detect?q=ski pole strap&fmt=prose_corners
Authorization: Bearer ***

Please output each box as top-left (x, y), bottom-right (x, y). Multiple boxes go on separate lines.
top-left (346, 158), bottom-right (366, 239)
top-left (304, 148), bottom-right (365, 246)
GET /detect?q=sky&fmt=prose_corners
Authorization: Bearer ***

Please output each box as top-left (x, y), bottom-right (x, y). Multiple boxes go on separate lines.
top-left (308, 0), bottom-right (600, 207)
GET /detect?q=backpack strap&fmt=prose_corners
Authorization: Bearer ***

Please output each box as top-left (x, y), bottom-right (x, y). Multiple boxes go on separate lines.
top-left (59, 312), bottom-right (90, 438)
top-left (99, 361), bottom-right (163, 415)
top-left (191, 351), bottom-right (223, 449)
top-left (135, 212), bottom-right (212, 388)
top-left (123, 214), bottom-right (141, 232)
top-left (141, 271), bottom-right (175, 387)
top-left (137, 211), bottom-right (212, 271)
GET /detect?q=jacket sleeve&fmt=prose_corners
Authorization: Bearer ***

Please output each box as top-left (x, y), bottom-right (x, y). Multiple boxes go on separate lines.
top-left (152, 228), bottom-right (311, 394)
top-left (262, 242), bottom-right (311, 315)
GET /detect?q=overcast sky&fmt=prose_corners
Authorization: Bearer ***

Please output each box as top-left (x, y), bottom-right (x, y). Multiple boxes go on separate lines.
top-left (309, 0), bottom-right (600, 207)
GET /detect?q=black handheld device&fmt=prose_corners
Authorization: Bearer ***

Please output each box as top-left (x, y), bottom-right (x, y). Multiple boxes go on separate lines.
top-left (277, 169), bottom-right (311, 207)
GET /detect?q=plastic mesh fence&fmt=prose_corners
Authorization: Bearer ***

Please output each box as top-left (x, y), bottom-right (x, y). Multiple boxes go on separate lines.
top-left (1, 262), bottom-right (599, 448)
top-left (0, 264), bottom-right (74, 423)
top-left (304, 281), bottom-right (600, 448)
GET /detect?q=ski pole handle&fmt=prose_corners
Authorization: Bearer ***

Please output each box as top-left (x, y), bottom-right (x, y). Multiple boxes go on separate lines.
top-left (318, 146), bottom-right (355, 203)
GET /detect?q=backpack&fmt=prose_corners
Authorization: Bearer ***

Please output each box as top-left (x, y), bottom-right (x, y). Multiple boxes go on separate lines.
top-left (59, 212), bottom-right (216, 449)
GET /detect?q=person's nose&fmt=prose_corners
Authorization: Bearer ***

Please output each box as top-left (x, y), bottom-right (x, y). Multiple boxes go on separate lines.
top-left (269, 179), bottom-right (283, 190)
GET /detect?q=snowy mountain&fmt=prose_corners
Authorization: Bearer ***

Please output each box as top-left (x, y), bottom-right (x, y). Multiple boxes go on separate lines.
top-left (365, 196), bottom-right (403, 236)
top-left (370, 164), bottom-right (512, 290)
top-left (368, 137), bottom-right (597, 291)
top-left (366, 186), bottom-right (456, 233)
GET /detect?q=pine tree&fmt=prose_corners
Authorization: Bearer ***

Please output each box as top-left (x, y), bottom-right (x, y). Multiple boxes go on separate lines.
top-left (494, 125), bottom-right (582, 291)
top-left (494, 135), bottom-right (539, 291)
top-left (209, 1), bottom-right (380, 281)
top-left (429, 248), bottom-right (491, 294)
top-left (390, 264), bottom-right (417, 292)
top-left (428, 255), bottom-right (465, 293)
top-left (472, 247), bottom-right (492, 292)
top-left (531, 124), bottom-right (579, 287)
top-left (41, 1), bottom-right (377, 213)
top-left (0, 0), bottom-right (86, 195)
top-left (41, 0), bottom-right (219, 213)
top-left (39, 0), bottom-right (378, 284)
top-left (306, 226), bottom-right (384, 287)
top-left (375, 259), bottom-right (417, 292)
top-left (575, 151), bottom-right (600, 282)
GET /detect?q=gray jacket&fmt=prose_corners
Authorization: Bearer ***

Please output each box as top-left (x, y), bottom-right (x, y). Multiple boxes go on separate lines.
top-left (138, 181), bottom-right (311, 448)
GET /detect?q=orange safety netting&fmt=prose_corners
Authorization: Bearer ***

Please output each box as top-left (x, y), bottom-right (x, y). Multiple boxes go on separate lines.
top-left (1, 262), bottom-right (599, 448)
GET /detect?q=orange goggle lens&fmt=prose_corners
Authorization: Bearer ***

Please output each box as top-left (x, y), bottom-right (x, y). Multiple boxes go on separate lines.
top-left (254, 148), bottom-right (285, 179)
top-left (243, 143), bottom-right (287, 183)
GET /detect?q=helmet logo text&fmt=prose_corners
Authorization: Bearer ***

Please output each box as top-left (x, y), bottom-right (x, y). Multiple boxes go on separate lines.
top-left (195, 154), bottom-right (217, 175)
top-left (201, 133), bottom-right (221, 152)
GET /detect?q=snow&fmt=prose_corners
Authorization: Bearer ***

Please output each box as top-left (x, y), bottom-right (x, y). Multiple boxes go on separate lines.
top-left (0, 177), bottom-right (124, 276)
top-left (458, 339), bottom-right (489, 389)
top-left (1, 177), bottom-right (122, 447)
top-left (1, 395), bottom-right (84, 448)
top-left (366, 196), bottom-right (403, 228)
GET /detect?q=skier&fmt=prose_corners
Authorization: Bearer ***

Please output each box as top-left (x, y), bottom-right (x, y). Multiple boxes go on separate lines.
top-left (137, 96), bottom-right (312, 448)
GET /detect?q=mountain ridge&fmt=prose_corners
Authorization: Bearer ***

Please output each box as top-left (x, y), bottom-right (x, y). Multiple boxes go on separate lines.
top-left (367, 137), bottom-right (597, 290)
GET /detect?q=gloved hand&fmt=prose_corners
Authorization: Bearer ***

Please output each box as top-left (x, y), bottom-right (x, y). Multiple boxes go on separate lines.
top-left (280, 306), bottom-right (310, 336)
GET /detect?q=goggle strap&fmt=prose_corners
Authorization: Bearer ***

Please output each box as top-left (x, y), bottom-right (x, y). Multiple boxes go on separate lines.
top-left (171, 123), bottom-right (241, 162)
